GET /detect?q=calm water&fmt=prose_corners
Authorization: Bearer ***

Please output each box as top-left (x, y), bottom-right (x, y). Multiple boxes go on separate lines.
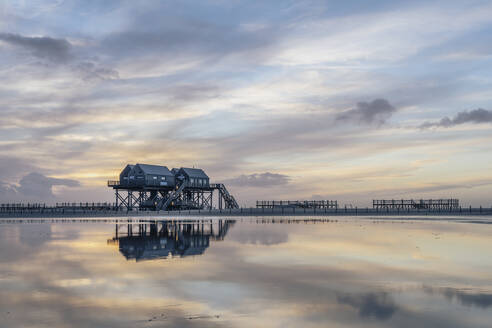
top-left (0, 217), bottom-right (491, 327)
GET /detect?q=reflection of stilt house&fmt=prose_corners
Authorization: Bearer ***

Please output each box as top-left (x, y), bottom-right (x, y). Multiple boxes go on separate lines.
top-left (108, 220), bottom-right (234, 262)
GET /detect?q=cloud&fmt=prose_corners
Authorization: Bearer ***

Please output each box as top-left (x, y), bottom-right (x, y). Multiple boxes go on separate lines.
top-left (0, 33), bottom-right (118, 80)
top-left (101, 17), bottom-right (278, 62)
top-left (222, 172), bottom-right (290, 187)
top-left (420, 108), bottom-right (492, 128)
top-left (0, 32), bottom-right (72, 62)
top-left (0, 172), bottom-right (80, 202)
top-left (74, 62), bottom-right (120, 81)
top-left (0, 156), bottom-right (39, 181)
top-left (336, 99), bottom-right (397, 125)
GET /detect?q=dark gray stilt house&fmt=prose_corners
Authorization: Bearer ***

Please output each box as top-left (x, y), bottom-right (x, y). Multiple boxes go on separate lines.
top-left (110, 164), bottom-right (238, 211)
top-left (119, 164), bottom-right (135, 186)
top-left (175, 167), bottom-right (210, 188)
top-left (132, 163), bottom-right (176, 187)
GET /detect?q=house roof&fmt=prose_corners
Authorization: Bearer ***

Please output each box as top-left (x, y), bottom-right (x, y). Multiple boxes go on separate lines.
top-left (136, 163), bottom-right (173, 176)
top-left (180, 167), bottom-right (209, 179)
top-left (120, 164), bottom-right (135, 174)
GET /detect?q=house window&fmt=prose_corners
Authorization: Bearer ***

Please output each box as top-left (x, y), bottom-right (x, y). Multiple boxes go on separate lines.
top-left (153, 176), bottom-right (157, 179)
top-left (191, 178), bottom-right (195, 184)
top-left (161, 177), bottom-right (166, 180)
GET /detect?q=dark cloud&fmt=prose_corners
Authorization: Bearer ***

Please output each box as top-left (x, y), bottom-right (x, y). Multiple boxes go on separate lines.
top-left (0, 32), bottom-right (72, 62)
top-left (17, 172), bottom-right (79, 197)
top-left (336, 99), bottom-right (397, 125)
top-left (420, 108), bottom-right (492, 128)
top-left (0, 33), bottom-right (119, 81)
top-left (0, 172), bottom-right (80, 202)
top-left (223, 172), bottom-right (290, 187)
top-left (337, 293), bottom-right (398, 320)
top-left (0, 156), bottom-right (38, 181)
top-left (75, 61), bottom-right (120, 81)
top-left (101, 18), bottom-right (278, 63)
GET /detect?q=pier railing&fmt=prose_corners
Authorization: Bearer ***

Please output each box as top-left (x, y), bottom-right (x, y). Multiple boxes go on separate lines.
top-left (256, 200), bottom-right (338, 209)
top-left (373, 199), bottom-right (459, 209)
top-left (0, 202), bottom-right (116, 214)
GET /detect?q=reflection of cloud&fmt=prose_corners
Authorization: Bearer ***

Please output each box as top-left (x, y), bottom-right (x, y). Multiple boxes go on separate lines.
top-left (423, 286), bottom-right (492, 309)
top-left (337, 293), bottom-right (398, 320)
top-left (0, 221), bottom-right (490, 327)
top-left (229, 227), bottom-right (288, 245)
top-left (0, 224), bottom-right (51, 263)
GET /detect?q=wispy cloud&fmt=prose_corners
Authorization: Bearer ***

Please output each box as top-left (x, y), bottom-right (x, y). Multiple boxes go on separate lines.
top-left (223, 172), bottom-right (290, 188)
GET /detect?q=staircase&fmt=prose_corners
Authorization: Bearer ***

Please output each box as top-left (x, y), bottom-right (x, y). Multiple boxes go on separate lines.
top-left (157, 179), bottom-right (187, 210)
top-left (213, 183), bottom-right (239, 209)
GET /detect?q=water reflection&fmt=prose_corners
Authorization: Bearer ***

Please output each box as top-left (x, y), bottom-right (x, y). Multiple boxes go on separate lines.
top-left (423, 286), bottom-right (492, 309)
top-left (108, 220), bottom-right (235, 261)
top-left (337, 292), bottom-right (398, 320)
top-left (1, 218), bottom-right (492, 328)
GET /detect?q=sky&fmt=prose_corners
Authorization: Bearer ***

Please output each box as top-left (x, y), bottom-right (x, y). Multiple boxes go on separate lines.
top-left (1, 0), bottom-right (492, 206)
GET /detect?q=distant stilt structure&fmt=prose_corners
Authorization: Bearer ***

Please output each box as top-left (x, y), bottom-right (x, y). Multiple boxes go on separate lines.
top-left (372, 199), bottom-right (459, 210)
top-left (256, 200), bottom-right (338, 209)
